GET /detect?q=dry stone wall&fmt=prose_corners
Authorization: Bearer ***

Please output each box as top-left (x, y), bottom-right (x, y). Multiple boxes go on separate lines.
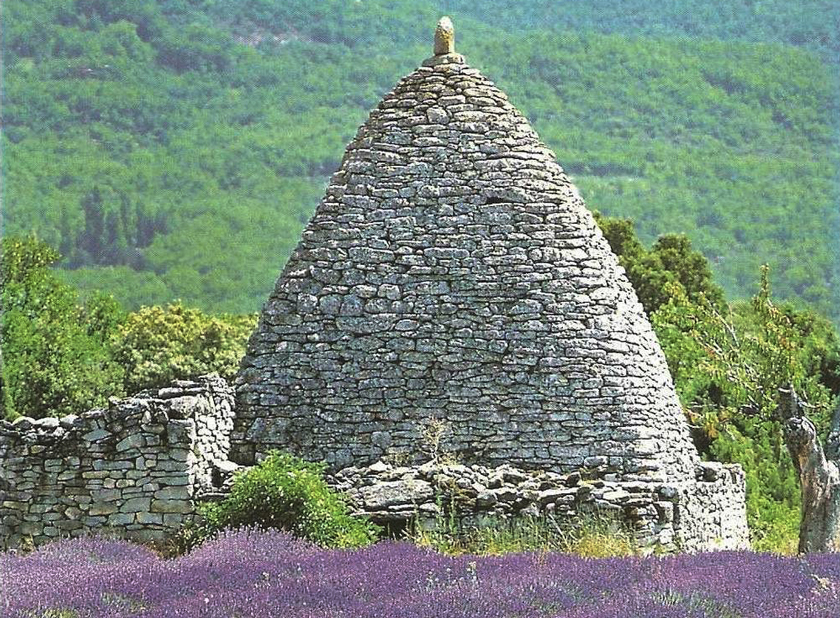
top-left (675, 462), bottom-right (751, 551)
top-left (0, 375), bottom-right (234, 550)
top-left (330, 459), bottom-right (749, 552)
top-left (235, 53), bottom-right (699, 484)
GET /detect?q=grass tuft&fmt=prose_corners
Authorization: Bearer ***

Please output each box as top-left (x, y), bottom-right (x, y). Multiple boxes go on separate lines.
top-left (406, 508), bottom-right (638, 557)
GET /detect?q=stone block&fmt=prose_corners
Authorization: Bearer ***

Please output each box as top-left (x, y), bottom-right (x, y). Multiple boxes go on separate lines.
top-left (154, 486), bottom-right (191, 500)
top-left (136, 512), bottom-right (163, 525)
top-left (151, 499), bottom-right (193, 514)
top-left (82, 429), bottom-right (111, 442)
top-left (19, 521), bottom-right (41, 535)
top-left (89, 502), bottom-right (118, 516)
top-left (115, 434), bottom-right (145, 452)
top-left (109, 512), bottom-right (136, 526)
top-left (121, 498), bottom-right (151, 513)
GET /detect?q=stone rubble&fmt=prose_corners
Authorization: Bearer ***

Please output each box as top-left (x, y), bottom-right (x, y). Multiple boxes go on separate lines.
top-left (329, 458), bottom-right (749, 552)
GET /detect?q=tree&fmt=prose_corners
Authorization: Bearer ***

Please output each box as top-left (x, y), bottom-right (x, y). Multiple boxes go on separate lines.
top-left (595, 214), bottom-right (725, 315)
top-left (652, 266), bottom-right (838, 552)
top-left (110, 302), bottom-right (257, 392)
top-left (0, 236), bottom-right (126, 419)
top-left (777, 386), bottom-right (840, 552)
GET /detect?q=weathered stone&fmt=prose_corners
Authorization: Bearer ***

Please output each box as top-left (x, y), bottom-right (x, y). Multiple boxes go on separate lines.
top-left (475, 490), bottom-right (497, 508)
top-left (433, 16), bottom-right (455, 55)
top-left (89, 502), bottom-right (118, 516)
top-left (358, 480), bottom-right (434, 509)
top-left (115, 434), bottom-right (145, 452)
top-left (82, 429), bottom-right (111, 442)
top-left (150, 499), bottom-right (193, 514)
top-left (329, 459), bottom-right (747, 553)
top-left (109, 512), bottom-right (136, 526)
top-left (0, 375), bottom-right (234, 551)
top-left (537, 488), bottom-right (570, 507)
top-left (154, 486), bottom-right (191, 500)
top-left (121, 498), bottom-right (152, 513)
top-left (232, 22), bottom-right (704, 499)
top-left (136, 512), bottom-right (164, 525)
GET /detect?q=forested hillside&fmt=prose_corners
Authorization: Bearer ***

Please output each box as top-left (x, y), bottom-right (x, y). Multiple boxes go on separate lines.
top-left (437, 0), bottom-right (840, 65)
top-left (3, 0), bottom-right (839, 319)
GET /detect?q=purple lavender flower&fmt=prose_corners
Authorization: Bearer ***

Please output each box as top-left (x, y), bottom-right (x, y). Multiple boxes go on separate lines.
top-left (2, 530), bottom-right (838, 617)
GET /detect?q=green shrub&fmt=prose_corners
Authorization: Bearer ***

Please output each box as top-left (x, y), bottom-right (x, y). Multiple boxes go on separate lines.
top-left (1, 236), bottom-right (126, 419)
top-left (111, 302), bottom-right (257, 393)
top-left (196, 451), bottom-right (380, 549)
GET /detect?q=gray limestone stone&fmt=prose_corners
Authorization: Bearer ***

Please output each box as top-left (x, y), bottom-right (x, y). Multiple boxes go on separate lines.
top-left (0, 375), bottom-right (234, 551)
top-left (151, 499), bottom-right (193, 514)
top-left (232, 41), bottom-right (700, 490)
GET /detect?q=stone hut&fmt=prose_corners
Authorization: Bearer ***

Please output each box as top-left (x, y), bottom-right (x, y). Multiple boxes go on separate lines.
top-left (234, 21), bottom-right (696, 481)
top-left (232, 18), bottom-right (748, 551)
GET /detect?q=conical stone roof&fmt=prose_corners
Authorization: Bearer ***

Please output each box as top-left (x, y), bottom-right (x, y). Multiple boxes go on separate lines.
top-left (233, 22), bottom-right (700, 483)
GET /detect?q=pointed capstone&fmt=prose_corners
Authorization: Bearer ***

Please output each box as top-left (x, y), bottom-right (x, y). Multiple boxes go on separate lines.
top-left (434, 16), bottom-right (455, 55)
top-left (424, 16), bottom-right (464, 67)
top-left (232, 33), bottom-right (702, 485)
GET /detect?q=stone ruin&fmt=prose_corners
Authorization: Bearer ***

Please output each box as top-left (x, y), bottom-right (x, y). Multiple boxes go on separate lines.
top-left (0, 377), bottom-right (235, 548)
top-left (0, 19), bottom-right (749, 553)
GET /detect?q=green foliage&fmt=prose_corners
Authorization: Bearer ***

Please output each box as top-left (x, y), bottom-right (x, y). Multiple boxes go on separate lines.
top-left (4, 0), bottom-right (838, 320)
top-left (710, 422), bottom-right (801, 554)
top-left (197, 451), bottom-right (380, 549)
top-left (408, 510), bottom-right (637, 557)
top-left (651, 266), bottom-right (839, 550)
top-left (1, 237), bottom-right (259, 418)
top-left (436, 0), bottom-right (840, 65)
top-left (0, 236), bottom-right (126, 419)
top-left (654, 267), bottom-right (836, 429)
top-left (600, 215), bottom-right (840, 552)
top-left (596, 214), bottom-right (725, 314)
top-left (111, 303), bottom-right (257, 393)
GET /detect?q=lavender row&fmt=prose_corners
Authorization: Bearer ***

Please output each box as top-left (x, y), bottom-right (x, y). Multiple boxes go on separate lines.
top-left (2, 530), bottom-right (837, 617)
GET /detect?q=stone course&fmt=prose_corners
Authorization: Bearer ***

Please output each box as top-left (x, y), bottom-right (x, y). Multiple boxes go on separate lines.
top-left (0, 375), bottom-right (234, 550)
top-left (329, 458), bottom-right (749, 552)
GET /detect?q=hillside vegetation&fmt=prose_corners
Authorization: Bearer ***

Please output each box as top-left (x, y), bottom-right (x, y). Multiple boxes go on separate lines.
top-left (3, 0), bottom-right (839, 319)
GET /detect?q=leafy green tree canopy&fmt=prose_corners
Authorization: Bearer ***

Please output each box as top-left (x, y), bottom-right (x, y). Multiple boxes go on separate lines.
top-left (1, 236), bottom-right (126, 419)
top-left (111, 302), bottom-right (257, 393)
top-left (651, 267), bottom-right (839, 551)
top-left (1, 237), bottom-right (259, 419)
top-left (596, 213), bottom-right (725, 314)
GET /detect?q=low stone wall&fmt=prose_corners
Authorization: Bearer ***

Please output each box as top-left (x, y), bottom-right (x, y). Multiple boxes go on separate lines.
top-left (0, 375), bottom-right (234, 550)
top-left (0, 371), bottom-right (748, 553)
top-left (329, 459), bottom-right (749, 552)
top-left (677, 462), bottom-right (750, 552)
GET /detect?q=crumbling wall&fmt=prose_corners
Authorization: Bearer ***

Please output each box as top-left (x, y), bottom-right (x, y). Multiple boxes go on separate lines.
top-left (329, 459), bottom-right (749, 552)
top-left (0, 375), bottom-right (234, 550)
top-left (0, 371), bottom-right (748, 553)
top-left (675, 462), bottom-right (750, 552)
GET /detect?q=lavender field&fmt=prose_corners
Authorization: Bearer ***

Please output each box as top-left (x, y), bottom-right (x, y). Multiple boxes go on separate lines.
top-left (2, 529), bottom-right (839, 618)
